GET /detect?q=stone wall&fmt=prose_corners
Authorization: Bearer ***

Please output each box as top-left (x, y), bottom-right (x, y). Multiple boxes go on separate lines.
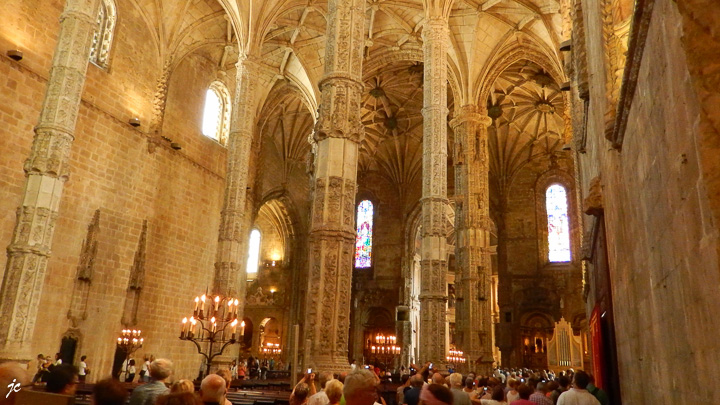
top-left (579, 0), bottom-right (720, 400)
top-left (0, 0), bottom-right (228, 381)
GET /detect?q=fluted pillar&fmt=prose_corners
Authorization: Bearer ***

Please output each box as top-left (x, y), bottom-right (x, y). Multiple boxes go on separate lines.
top-left (213, 57), bottom-right (261, 306)
top-left (0, 0), bottom-right (99, 363)
top-left (419, 17), bottom-right (451, 365)
top-left (450, 105), bottom-right (494, 375)
top-left (304, 0), bottom-right (365, 372)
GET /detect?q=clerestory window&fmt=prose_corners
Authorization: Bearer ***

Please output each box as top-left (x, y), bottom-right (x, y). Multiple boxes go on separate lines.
top-left (202, 81), bottom-right (232, 145)
top-left (355, 200), bottom-right (374, 268)
top-left (546, 184), bottom-right (571, 262)
top-left (246, 229), bottom-right (261, 277)
top-left (89, 0), bottom-right (117, 68)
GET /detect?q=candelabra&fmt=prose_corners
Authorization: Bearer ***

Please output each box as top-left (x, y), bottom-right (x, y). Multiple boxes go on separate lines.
top-left (179, 293), bottom-right (244, 376)
top-left (260, 342), bottom-right (282, 357)
top-left (447, 348), bottom-right (466, 365)
top-left (366, 333), bottom-right (400, 366)
top-left (117, 329), bottom-right (143, 381)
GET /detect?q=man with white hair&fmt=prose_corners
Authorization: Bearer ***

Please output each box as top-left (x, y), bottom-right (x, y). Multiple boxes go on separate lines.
top-left (128, 358), bottom-right (172, 405)
top-left (343, 369), bottom-right (378, 405)
top-left (200, 374), bottom-right (227, 405)
top-left (448, 373), bottom-right (470, 405)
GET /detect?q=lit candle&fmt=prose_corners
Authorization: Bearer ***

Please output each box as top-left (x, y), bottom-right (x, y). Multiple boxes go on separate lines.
top-left (231, 319), bottom-right (238, 340)
top-left (140, 338), bottom-right (144, 345)
top-left (214, 296), bottom-right (220, 312)
top-left (117, 337), bottom-right (122, 344)
top-left (200, 295), bottom-right (206, 317)
top-left (234, 299), bottom-right (239, 317)
top-left (181, 317), bottom-right (188, 338)
top-left (194, 296), bottom-right (200, 315)
top-left (211, 317), bottom-right (216, 334)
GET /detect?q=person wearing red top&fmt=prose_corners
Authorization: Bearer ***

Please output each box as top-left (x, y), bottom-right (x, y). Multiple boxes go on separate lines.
top-left (509, 384), bottom-right (534, 405)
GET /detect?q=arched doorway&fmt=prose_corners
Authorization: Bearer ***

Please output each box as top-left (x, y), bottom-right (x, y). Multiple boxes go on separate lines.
top-left (520, 313), bottom-right (554, 370)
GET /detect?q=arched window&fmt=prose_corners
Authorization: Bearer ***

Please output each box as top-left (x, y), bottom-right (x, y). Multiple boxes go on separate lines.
top-left (246, 229), bottom-right (261, 277)
top-left (202, 82), bottom-right (232, 145)
top-left (355, 200), bottom-right (374, 268)
top-left (89, 0), bottom-right (117, 68)
top-left (546, 184), bottom-right (571, 262)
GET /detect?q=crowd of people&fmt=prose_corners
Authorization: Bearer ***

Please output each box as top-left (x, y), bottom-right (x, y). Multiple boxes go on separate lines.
top-left (0, 356), bottom-right (609, 405)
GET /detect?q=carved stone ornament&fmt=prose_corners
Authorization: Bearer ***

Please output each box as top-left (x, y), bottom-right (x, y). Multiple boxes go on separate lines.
top-left (583, 176), bottom-right (604, 216)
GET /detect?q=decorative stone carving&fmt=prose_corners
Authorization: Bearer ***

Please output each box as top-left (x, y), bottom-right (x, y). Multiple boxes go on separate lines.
top-left (583, 176), bottom-right (604, 216)
top-left (67, 209), bottom-right (101, 327)
top-left (213, 57), bottom-right (262, 310)
top-left (450, 105), bottom-right (494, 375)
top-left (0, 0), bottom-right (100, 363)
top-left (122, 220), bottom-right (148, 327)
top-left (304, 0), bottom-right (365, 372)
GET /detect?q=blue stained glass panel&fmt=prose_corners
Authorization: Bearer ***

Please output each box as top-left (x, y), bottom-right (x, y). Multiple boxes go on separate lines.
top-left (355, 200), bottom-right (373, 268)
top-left (546, 185), bottom-right (571, 262)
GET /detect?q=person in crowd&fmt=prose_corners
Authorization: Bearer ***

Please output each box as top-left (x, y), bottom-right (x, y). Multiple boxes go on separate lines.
top-left (0, 362), bottom-right (30, 405)
top-left (140, 355), bottom-right (150, 382)
top-left (421, 384), bottom-right (453, 405)
top-left (126, 359), bottom-right (137, 382)
top-left (509, 384), bottom-right (533, 405)
top-left (449, 373), bottom-right (470, 405)
top-left (529, 381), bottom-right (552, 405)
top-left (326, 379), bottom-right (344, 405)
top-left (463, 377), bottom-right (475, 396)
top-left (230, 360), bottom-right (238, 380)
top-left (128, 358), bottom-right (172, 405)
top-left (585, 374), bottom-right (608, 405)
top-left (506, 379), bottom-right (519, 403)
top-left (31, 354), bottom-right (47, 384)
top-left (156, 392), bottom-right (201, 405)
top-left (171, 379), bottom-right (196, 394)
top-left (79, 355), bottom-right (89, 383)
top-left (431, 372), bottom-right (446, 387)
top-left (291, 372), bottom-right (317, 405)
top-left (199, 374), bottom-right (227, 405)
top-left (556, 371), bottom-right (599, 405)
top-left (53, 353), bottom-right (63, 367)
top-left (550, 376), bottom-right (569, 404)
top-left (308, 371), bottom-right (334, 405)
top-left (479, 386), bottom-right (506, 405)
top-left (92, 378), bottom-right (128, 405)
top-left (403, 374), bottom-right (424, 405)
top-left (396, 374), bottom-right (411, 405)
top-left (46, 364), bottom-right (79, 396)
top-left (344, 369), bottom-right (379, 405)
top-left (216, 369), bottom-right (233, 405)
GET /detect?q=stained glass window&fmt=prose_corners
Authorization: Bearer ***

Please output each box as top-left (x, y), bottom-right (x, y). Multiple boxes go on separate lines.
top-left (546, 184), bottom-right (571, 262)
top-left (355, 200), bottom-right (374, 268)
top-left (246, 229), bottom-right (261, 276)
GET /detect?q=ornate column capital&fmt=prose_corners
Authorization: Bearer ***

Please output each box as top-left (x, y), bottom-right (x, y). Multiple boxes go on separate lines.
top-left (450, 105), bottom-right (492, 129)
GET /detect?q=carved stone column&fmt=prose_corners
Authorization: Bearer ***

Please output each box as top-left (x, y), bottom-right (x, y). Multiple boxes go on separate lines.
top-left (213, 56), bottom-right (261, 310)
top-left (419, 16), bottom-right (451, 364)
top-left (450, 105), bottom-right (494, 375)
top-left (304, 0), bottom-right (365, 372)
top-left (0, 0), bottom-right (99, 363)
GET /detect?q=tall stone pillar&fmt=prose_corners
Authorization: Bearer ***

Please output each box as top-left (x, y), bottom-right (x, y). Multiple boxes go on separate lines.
top-left (0, 0), bottom-right (99, 363)
top-left (304, 0), bottom-right (365, 372)
top-left (213, 56), bottom-right (261, 306)
top-left (450, 105), bottom-right (494, 375)
top-left (419, 16), bottom-right (451, 365)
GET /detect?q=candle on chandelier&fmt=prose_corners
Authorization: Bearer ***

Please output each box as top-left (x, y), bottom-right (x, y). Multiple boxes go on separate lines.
top-left (214, 296), bottom-right (220, 313)
top-left (231, 319), bottom-right (238, 340)
top-left (240, 321), bottom-right (245, 336)
top-left (200, 295), bottom-right (206, 317)
top-left (181, 317), bottom-right (188, 338)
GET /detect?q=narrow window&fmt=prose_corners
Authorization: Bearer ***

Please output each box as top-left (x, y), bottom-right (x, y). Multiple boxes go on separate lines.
top-left (246, 229), bottom-right (261, 277)
top-left (202, 82), bottom-right (232, 145)
top-left (89, 0), bottom-right (117, 68)
top-left (355, 200), bottom-right (374, 268)
top-left (546, 184), bottom-right (571, 262)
